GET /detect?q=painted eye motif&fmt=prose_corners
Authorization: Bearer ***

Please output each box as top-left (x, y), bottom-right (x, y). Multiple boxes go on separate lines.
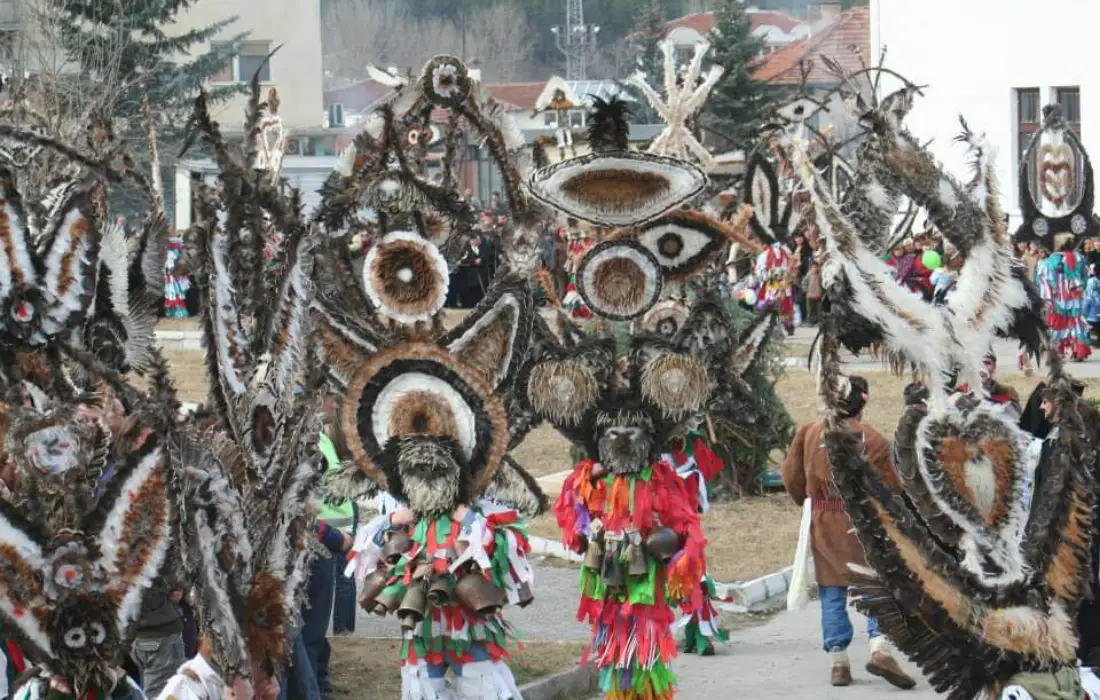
top-left (63, 627), bottom-right (86, 649)
top-left (89, 622), bottom-right (106, 645)
top-left (636, 210), bottom-right (728, 279)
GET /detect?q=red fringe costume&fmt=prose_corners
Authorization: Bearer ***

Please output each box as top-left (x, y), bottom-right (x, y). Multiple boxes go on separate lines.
top-left (554, 459), bottom-right (706, 699)
top-left (665, 435), bottom-right (729, 653)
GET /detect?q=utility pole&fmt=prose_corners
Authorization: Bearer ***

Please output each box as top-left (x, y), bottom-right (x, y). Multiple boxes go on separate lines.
top-left (551, 0), bottom-right (599, 81)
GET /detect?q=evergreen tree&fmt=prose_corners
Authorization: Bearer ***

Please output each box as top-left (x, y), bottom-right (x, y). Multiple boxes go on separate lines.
top-left (49, 0), bottom-right (245, 139)
top-left (40, 0), bottom-right (246, 214)
top-left (705, 0), bottom-right (776, 149)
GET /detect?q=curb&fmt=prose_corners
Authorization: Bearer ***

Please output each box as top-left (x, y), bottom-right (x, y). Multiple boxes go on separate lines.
top-left (529, 536), bottom-right (583, 564)
top-left (529, 536), bottom-right (797, 610)
top-left (156, 330), bottom-right (203, 351)
top-left (518, 664), bottom-right (598, 700)
top-left (715, 566), bottom-right (794, 610)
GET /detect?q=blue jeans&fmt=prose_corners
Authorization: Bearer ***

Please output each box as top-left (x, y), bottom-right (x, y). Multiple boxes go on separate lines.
top-left (302, 557), bottom-right (336, 690)
top-left (332, 562), bottom-right (356, 634)
top-left (820, 585), bottom-right (879, 652)
top-left (278, 625), bottom-right (321, 700)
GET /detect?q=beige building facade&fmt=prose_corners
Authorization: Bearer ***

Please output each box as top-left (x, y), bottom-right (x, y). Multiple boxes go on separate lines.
top-left (174, 0), bottom-right (323, 130)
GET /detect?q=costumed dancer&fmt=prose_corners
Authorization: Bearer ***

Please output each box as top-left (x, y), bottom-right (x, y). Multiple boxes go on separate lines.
top-left (163, 236), bottom-right (191, 318)
top-left (310, 55), bottom-right (549, 699)
top-left (159, 87), bottom-right (323, 700)
top-left (756, 242), bottom-right (794, 333)
top-left (781, 62), bottom-right (1100, 699)
top-left (525, 44), bottom-right (755, 693)
top-left (1015, 103), bottom-right (1100, 361)
top-left (0, 102), bottom-right (178, 700)
top-left (1036, 235), bottom-right (1092, 360)
top-left (742, 150), bottom-right (806, 337)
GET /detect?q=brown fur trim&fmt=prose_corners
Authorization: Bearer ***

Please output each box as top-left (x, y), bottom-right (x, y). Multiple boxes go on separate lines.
top-left (245, 571), bottom-right (288, 671)
top-left (559, 168), bottom-right (671, 206)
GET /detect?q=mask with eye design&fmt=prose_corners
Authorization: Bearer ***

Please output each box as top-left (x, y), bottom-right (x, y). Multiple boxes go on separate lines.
top-left (0, 424), bottom-right (171, 698)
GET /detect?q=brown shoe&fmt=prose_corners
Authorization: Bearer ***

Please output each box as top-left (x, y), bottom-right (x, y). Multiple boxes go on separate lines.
top-left (831, 662), bottom-right (852, 687)
top-left (867, 651), bottom-right (917, 689)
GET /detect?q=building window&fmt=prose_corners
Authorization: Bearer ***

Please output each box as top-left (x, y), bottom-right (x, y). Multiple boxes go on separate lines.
top-left (211, 40), bottom-right (273, 84)
top-left (1017, 87), bottom-right (1041, 159)
top-left (1056, 86), bottom-right (1081, 134)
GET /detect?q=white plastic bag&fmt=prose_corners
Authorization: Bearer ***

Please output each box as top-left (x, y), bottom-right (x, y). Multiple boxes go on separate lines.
top-left (787, 498), bottom-right (814, 611)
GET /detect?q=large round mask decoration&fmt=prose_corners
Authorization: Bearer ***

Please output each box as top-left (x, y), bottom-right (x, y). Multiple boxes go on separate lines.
top-left (638, 353), bottom-right (709, 420)
top-left (637, 210), bottom-right (728, 279)
top-left (577, 239), bottom-right (663, 321)
top-left (526, 152), bottom-right (707, 228)
top-left (340, 344), bottom-right (508, 494)
top-left (421, 55), bottom-right (471, 109)
top-left (362, 231), bottom-right (449, 325)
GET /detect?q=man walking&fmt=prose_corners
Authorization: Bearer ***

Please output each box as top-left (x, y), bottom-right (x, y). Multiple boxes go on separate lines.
top-left (781, 376), bottom-right (916, 690)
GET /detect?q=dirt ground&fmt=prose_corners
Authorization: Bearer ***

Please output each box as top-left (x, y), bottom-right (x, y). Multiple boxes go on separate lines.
top-left (328, 637), bottom-right (584, 700)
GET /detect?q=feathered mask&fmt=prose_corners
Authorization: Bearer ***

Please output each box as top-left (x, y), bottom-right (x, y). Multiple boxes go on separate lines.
top-left (779, 62), bottom-right (1093, 700)
top-left (172, 81), bottom-right (324, 686)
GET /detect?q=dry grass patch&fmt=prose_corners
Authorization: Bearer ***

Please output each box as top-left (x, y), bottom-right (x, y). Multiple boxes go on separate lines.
top-left (158, 349), bottom-right (210, 404)
top-left (329, 637), bottom-right (584, 700)
top-left (512, 425), bottom-right (574, 478)
top-left (526, 495), bottom-right (801, 583)
top-left (156, 317), bottom-right (201, 333)
top-left (702, 495), bottom-right (800, 582)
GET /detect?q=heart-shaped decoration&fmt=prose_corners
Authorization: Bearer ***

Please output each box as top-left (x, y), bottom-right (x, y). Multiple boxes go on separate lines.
top-left (895, 405), bottom-right (1032, 583)
top-left (1039, 143), bottom-right (1077, 209)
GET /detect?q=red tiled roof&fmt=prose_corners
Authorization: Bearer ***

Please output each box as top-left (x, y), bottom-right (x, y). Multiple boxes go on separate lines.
top-left (754, 7), bottom-right (870, 85)
top-left (665, 9), bottom-right (805, 38)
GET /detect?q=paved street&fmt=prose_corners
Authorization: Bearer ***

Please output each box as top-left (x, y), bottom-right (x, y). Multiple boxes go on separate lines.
top-left (352, 560), bottom-right (940, 697)
top-left (676, 600), bottom-right (936, 699)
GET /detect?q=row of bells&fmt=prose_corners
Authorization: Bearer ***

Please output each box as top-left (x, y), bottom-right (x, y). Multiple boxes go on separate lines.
top-left (360, 530), bottom-right (533, 630)
top-left (584, 527), bottom-right (681, 589)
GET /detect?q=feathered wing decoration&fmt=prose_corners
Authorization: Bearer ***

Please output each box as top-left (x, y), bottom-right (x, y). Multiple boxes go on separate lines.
top-left (178, 78), bottom-right (325, 691)
top-left (784, 63), bottom-right (1096, 700)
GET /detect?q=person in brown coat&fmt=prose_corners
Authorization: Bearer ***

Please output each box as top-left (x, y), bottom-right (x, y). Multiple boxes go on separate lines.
top-left (781, 376), bottom-right (916, 690)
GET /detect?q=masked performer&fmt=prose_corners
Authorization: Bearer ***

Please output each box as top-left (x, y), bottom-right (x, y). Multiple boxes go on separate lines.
top-left (781, 63), bottom-right (1100, 699)
top-left (1016, 104), bottom-right (1100, 362)
top-left (524, 49), bottom-right (773, 694)
top-left (158, 86), bottom-right (326, 700)
top-left (309, 55), bottom-right (550, 699)
top-left (0, 110), bottom-right (179, 700)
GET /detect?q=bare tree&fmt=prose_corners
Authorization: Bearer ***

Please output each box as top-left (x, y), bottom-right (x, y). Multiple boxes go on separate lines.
top-left (9, 0), bottom-right (134, 142)
top-left (323, 0), bottom-right (534, 84)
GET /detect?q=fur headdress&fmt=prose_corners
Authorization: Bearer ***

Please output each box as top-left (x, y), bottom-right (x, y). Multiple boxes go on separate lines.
top-left (172, 80), bottom-right (324, 686)
top-left (0, 107), bottom-right (176, 696)
top-left (1015, 103), bottom-right (1100, 249)
top-left (778, 61), bottom-right (1093, 700)
top-left (0, 103), bottom-right (169, 405)
top-left (313, 55), bottom-right (546, 517)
